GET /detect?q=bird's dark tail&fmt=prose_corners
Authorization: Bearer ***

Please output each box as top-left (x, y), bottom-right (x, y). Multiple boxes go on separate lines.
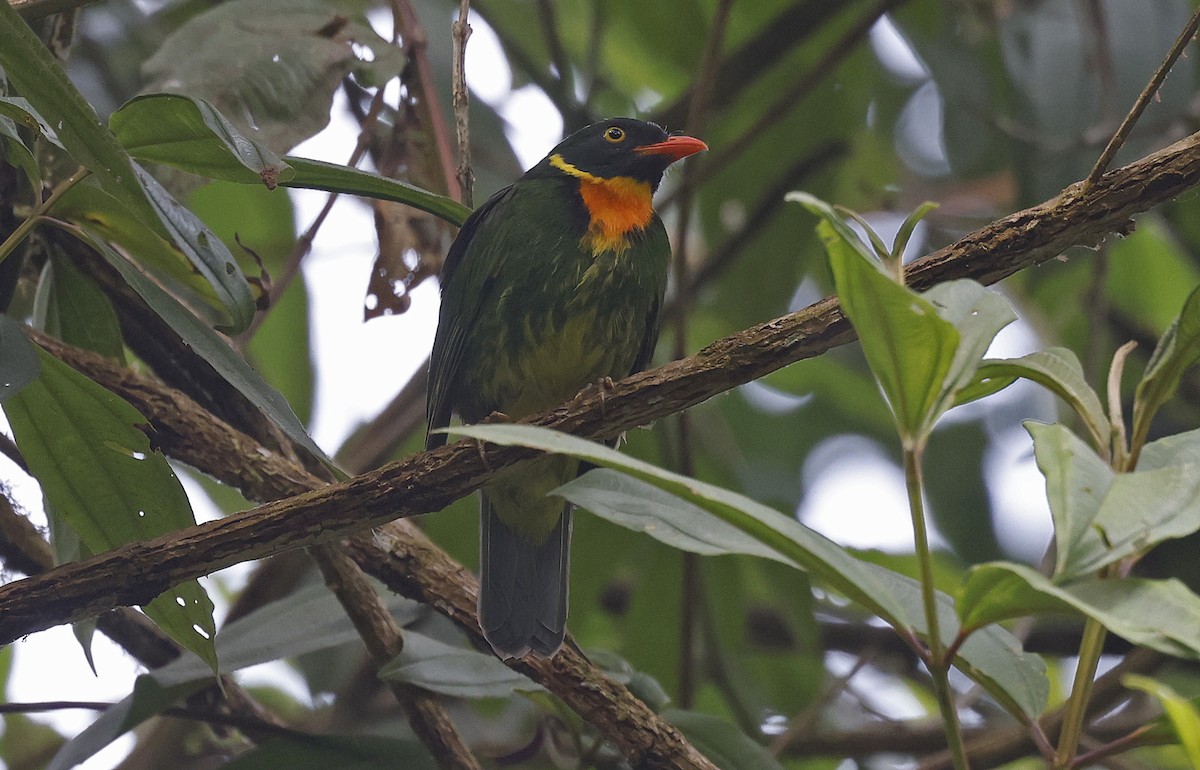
top-left (478, 497), bottom-right (571, 659)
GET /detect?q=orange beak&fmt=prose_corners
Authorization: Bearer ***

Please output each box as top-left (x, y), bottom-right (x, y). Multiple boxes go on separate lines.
top-left (634, 134), bottom-right (708, 161)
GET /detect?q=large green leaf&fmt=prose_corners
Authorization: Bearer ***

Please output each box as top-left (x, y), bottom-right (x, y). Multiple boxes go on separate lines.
top-left (0, 3), bottom-right (256, 332)
top-left (2, 349), bottom-right (216, 669)
top-left (111, 94), bottom-right (293, 188)
top-left (35, 254), bottom-right (125, 363)
top-left (0, 313), bottom-right (40, 400)
top-left (451, 424), bottom-right (1049, 718)
top-left (1029, 422), bottom-right (1200, 579)
top-left (79, 229), bottom-right (334, 469)
top-left (959, 562), bottom-right (1200, 659)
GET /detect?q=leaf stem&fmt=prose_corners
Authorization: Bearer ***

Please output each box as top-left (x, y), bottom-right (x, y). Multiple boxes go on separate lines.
top-left (903, 443), bottom-right (970, 770)
top-left (0, 166), bottom-right (89, 266)
top-left (1054, 615), bottom-right (1108, 767)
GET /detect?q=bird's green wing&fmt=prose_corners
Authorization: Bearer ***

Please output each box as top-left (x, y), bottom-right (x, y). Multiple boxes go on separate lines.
top-left (629, 217), bottom-right (671, 375)
top-left (426, 185), bottom-right (516, 449)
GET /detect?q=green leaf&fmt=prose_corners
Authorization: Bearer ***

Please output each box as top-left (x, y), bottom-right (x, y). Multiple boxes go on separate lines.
top-left (451, 424), bottom-right (1049, 718)
top-left (960, 348), bottom-right (1109, 452)
top-left (39, 254), bottom-right (125, 362)
top-left (1028, 421), bottom-right (1113, 578)
top-left (0, 3), bottom-right (256, 332)
top-left (0, 95), bottom-right (62, 147)
top-left (666, 709), bottom-right (786, 770)
top-left (2, 348), bottom-right (217, 670)
top-left (283, 156), bottom-right (470, 227)
top-left (79, 229), bottom-right (335, 469)
top-left (0, 114), bottom-right (41, 193)
top-left (223, 735), bottom-right (437, 770)
top-left (50, 585), bottom-right (422, 768)
top-left (1124, 674), bottom-right (1200, 764)
top-left (790, 193), bottom-right (1015, 444)
top-left (1133, 284), bottom-right (1200, 450)
top-left (1029, 422), bottom-right (1200, 579)
top-left (132, 164), bottom-right (255, 333)
top-left (54, 180), bottom-right (232, 328)
top-left (893, 200), bottom-right (939, 261)
top-left (959, 562), bottom-right (1200, 659)
top-left (558, 468), bottom-right (792, 564)
top-left (379, 632), bottom-right (536, 698)
top-left (111, 94), bottom-right (293, 188)
top-left (0, 314), bottom-right (40, 400)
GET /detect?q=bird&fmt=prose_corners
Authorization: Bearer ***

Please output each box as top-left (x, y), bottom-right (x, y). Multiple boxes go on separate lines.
top-left (426, 118), bottom-right (707, 659)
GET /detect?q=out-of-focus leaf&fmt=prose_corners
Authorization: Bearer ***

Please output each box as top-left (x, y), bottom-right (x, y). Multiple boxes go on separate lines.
top-left (0, 3), bottom-right (256, 332)
top-left (379, 631), bottom-right (536, 698)
top-left (48, 676), bottom-right (206, 770)
top-left (1030, 422), bottom-right (1200, 579)
top-left (78, 229), bottom-right (334, 469)
top-left (1133, 285), bottom-right (1200, 450)
top-left (112, 94), bottom-right (293, 188)
top-left (284, 156), bottom-right (470, 227)
top-left (0, 314), bottom-right (40, 400)
top-left (958, 347), bottom-right (1108, 452)
top-left (959, 562), bottom-right (1200, 659)
top-left (2, 349), bottom-right (216, 670)
top-left (51, 585), bottom-right (421, 769)
top-left (1124, 674), bottom-right (1200, 764)
top-left (223, 735), bottom-right (437, 770)
top-left (142, 0), bottom-right (404, 154)
top-left (666, 709), bottom-right (785, 770)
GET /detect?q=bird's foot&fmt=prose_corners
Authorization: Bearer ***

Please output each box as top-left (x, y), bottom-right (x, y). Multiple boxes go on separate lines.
top-left (473, 412), bottom-right (512, 471)
top-left (578, 376), bottom-right (618, 416)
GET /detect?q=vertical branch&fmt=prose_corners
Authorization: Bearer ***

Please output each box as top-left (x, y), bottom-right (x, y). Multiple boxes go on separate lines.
top-left (670, 0), bottom-right (735, 710)
top-left (395, 0), bottom-right (463, 201)
top-left (451, 0), bottom-right (475, 207)
top-left (311, 544), bottom-right (482, 770)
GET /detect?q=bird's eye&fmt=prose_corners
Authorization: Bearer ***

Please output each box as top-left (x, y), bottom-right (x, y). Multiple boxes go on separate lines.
top-left (603, 126), bottom-right (626, 143)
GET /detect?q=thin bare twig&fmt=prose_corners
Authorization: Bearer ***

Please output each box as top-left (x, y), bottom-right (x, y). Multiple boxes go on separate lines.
top-left (670, 0), bottom-right (735, 710)
top-left (451, 0), bottom-right (474, 207)
top-left (1084, 4), bottom-right (1200, 187)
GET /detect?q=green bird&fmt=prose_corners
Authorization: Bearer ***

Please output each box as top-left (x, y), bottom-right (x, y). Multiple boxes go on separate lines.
top-left (426, 118), bottom-right (706, 659)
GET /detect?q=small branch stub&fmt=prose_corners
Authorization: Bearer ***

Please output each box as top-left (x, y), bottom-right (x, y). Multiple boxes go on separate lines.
top-left (451, 0), bottom-right (474, 207)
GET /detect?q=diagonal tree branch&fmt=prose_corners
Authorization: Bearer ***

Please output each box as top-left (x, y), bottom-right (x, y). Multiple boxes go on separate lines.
top-left (2, 128), bottom-right (1200, 651)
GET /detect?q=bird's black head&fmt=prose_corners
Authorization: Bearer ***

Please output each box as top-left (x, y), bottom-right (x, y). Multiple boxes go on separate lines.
top-left (531, 118), bottom-right (707, 188)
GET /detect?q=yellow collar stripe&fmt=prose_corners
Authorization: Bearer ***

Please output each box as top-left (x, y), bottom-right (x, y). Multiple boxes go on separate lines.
top-left (549, 153), bottom-right (604, 183)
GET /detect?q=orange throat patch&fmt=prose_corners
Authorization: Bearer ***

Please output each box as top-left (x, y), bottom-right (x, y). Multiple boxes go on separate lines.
top-left (550, 153), bottom-right (653, 254)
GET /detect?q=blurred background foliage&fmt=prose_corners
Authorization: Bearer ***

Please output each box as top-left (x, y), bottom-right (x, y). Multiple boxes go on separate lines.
top-left (4, 0), bottom-right (1200, 767)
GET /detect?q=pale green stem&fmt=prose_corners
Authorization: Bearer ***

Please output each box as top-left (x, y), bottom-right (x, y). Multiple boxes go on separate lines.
top-left (1054, 612), bottom-right (1108, 767)
top-left (903, 441), bottom-right (970, 770)
top-left (0, 166), bottom-right (90, 266)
